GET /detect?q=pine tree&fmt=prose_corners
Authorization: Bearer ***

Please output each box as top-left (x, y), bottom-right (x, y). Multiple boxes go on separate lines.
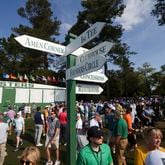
top-left (1, 0), bottom-right (61, 75)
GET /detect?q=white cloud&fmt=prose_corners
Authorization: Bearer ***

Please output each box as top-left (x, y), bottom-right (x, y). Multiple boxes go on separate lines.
top-left (116, 0), bottom-right (154, 31)
top-left (60, 23), bottom-right (72, 35)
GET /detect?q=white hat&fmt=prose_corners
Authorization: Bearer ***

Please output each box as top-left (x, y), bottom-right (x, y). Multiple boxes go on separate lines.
top-left (3, 111), bottom-right (7, 115)
top-left (108, 104), bottom-right (116, 110)
top-left (16, 111), bottom-right (21, 115)
top-left (77, 113), bottom-right (81, 117)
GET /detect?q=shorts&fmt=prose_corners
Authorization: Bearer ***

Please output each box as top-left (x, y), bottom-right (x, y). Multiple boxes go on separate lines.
top-left (9, 119), bottom-right (14, 126)
top-left (15, 130), bottom-right (22, 137)
top-left (45, 135), bottom-right (59, 149)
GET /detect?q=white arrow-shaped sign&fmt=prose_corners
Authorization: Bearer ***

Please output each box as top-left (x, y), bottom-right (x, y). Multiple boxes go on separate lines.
top-left (65, 22), bottom-right (105, 55)
top-left (74, 71), bottom-right (108, 83)
top-left (66, 55), bottom-right (106, 80)
top-left (15, 34), bottom-right (89, 56)
top-left (15, 35), bottom-right (65, 55)
top-left (76, 41), bottom-right (113, 64)
top-left (76, 84), bottom-right (103, 94)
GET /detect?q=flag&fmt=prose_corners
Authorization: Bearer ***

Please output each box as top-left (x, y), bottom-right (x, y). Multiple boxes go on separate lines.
top-left (2, 73), bottom-right (9, 79)
top-left (47, 76), bottom-right (52, 81)
top-left (62, 77), bottom-right (66, 83)
top-left (18, 73), bottom-right (23, 81)
top-left (42, 76), bottom-right (47, 84)
top-left (30, 75), bottom-right (35, 81)
top-left (52, 76), bottom-right (57, 84)
top-left (24, 74), bottom-right (29, 81)
top-left (42, 76), bottom-right (47, 81)
top-left (36, 75), bottom-right (42, 81)
top-left (9, 73), bottom-right (17, 80)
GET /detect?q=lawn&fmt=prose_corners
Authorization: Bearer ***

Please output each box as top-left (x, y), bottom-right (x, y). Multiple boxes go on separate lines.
top-left (4, 118), bottom-right (165, 165)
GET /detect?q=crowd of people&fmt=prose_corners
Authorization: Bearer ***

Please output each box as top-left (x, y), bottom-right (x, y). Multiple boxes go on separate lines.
top-left (0, 97), bottom-right (165, 165)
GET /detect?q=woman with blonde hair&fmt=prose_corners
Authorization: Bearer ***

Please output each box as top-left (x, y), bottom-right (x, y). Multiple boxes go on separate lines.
top-left (134, 127), bottom-right (165, 165)
top-left (18, 146), bottom-right (40, 165)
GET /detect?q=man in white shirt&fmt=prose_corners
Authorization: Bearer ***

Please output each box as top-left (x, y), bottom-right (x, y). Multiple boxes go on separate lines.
top-left (76, 113), bottom-right (83, 131)
top-left (13, 111), bottom-right (25, 151)
top-left (90, 112), bottom-right (102, 128)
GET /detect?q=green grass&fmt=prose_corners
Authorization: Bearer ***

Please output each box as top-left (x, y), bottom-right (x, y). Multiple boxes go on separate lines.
top-left (4, 118), bottom-right (67, 165)
top-left (4, 118), bottom-right (165, 165)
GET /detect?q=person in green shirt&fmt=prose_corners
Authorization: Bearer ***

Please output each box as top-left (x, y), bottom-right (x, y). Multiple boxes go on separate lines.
top-left (77, 126), bottom-right (113, 165)
top-left (113, 110), bottom-right (128, 165)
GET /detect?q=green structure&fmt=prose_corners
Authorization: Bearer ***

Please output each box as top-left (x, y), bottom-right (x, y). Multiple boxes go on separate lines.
top-left (0, 80), bottom-right (66, 111)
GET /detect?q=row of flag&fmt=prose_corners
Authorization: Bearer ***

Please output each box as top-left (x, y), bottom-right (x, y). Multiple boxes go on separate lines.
top-left (0, 73), bottom-right (66, 84)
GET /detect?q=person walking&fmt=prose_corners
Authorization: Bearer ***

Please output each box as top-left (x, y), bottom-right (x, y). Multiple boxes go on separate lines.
top-left (0, 113), bottom-right (9, 165)
top-left (13, 111), bottom-right (25, 152)
top-left (90, 112), bottom-right (103, 128)
top-left (34, 106), bottom-right (45, 146)
top-left (77, 126), bottom-right (113, 165)
top-left (113, 110), bottom-right (128, 165)
top-left (58, 107), bottom-right (67, 145)
top-left (6, 106), bottom-right (16, 135)
top-left (123, 105), bottom-right (137, 150)
top-left (45, 109), bottom-right (60, 165)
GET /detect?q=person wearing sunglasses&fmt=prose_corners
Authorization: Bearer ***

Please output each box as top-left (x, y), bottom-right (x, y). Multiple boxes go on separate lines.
top-left (134, 127), bottom-right (165, 165)
top-left (18, 146), bottom-right (40, 165)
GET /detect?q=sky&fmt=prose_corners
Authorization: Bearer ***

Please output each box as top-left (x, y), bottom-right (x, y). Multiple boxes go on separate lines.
top-left (0, 0), bottom-right (165, 71)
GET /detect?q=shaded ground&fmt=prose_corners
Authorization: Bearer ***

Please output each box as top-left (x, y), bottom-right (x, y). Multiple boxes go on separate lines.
top-left (4, 119), bottom-right (165, 165)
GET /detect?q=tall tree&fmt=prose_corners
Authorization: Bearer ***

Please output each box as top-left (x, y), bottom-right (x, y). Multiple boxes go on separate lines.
top-left (152, 0), bottom-right (165, 25)
top-left (137, 62), bottom-right (156, 96)
top-left (1, 0), bottom-right (61, 75)
top-left (68, 0), bottom-right (135, 62)
top-left (67, 0), bottom-right (135, 98)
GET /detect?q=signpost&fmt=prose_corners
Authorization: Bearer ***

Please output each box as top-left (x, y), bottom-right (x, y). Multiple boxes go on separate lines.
top-left (76, 84), bottom-right (103, 94)
top-left (76, 41), bottom-right (113, 64)
top-left (66, 55), bottom-right (106, 80)
top-left (74, 71), bottom-right (108, 83)
top-left (15, 22), bottom-right (108, 165)
top-left (15, 35), bottom-right (65, 55)
top-left (65, 22), bottom-right (105, 55)
top-left (15, 34), bottom-right (88, 56)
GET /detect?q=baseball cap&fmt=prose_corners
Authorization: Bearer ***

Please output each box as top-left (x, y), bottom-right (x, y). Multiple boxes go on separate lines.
top-left (87, 126), bottom-right (103, 138)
